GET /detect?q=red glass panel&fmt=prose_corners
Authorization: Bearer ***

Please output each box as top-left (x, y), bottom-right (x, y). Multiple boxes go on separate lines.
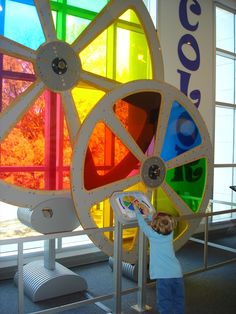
top-left (63, 118), bottom-right (72, 166)
top-left (84, 91), bottom-right (161, 190)
top-left (84, 122), bottom-right (139, 190)
top-left (114, 92), bottom-right (161, 154)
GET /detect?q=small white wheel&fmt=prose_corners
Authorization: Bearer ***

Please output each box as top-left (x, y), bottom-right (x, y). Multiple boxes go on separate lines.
top-left (71, 80), bottom-right (213, 263)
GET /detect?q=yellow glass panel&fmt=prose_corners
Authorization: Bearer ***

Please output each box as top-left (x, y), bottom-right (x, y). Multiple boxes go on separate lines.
top-left (79, 31), bottom-right (107, 77)
top-left (79, 9), bottom-right (152, 82)
top-left (71, 86), bottom-right (105, 122)
top-left (119, 8), bottom-right (140, 23)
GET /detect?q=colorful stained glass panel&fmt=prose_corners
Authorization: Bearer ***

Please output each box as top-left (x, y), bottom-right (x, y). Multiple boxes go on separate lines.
top-left (2, 0), bottom-right (45, 49)
top-left (161, 101), bottom-right (202, 162)
top-left (66, 15), bottom-right (90, 44)
top-left (165, 158), bottom-right (207, 212)
top-left (67, 0), bottom-right (109, 12)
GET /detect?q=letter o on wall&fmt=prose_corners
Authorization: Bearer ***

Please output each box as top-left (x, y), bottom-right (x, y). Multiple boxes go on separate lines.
top-left (178, 34), bottom-right (200, 71)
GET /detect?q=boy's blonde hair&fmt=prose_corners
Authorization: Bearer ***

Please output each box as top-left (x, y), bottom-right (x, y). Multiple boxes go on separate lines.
top-left (151, 212), bottom-right (176, 235)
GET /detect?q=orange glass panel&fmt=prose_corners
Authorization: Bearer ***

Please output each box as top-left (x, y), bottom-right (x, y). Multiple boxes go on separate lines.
top-left (1, 98), bottom-right (45, 167)
top-left (62, 171), bottom-right (70, 189)
top-left (0, 171), bottom-right (45, 189)
top-left (63, 118), bottom-right (72, 166)
top-left (2, 79), bottom-right (33, 112)
top-left (3, 55), bottom-right (34, 74)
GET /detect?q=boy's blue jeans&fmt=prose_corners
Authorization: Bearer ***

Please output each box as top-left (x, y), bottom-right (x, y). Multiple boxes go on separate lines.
top-left (156, 277), bottom-right (185, 314)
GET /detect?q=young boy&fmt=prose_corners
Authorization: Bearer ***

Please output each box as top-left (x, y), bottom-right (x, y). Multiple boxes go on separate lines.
top-left (134, 206), bottom-right (185, 314)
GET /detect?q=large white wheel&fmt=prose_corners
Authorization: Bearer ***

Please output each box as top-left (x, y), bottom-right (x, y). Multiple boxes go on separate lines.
top-left (0, 0), bottom-right (163, 215)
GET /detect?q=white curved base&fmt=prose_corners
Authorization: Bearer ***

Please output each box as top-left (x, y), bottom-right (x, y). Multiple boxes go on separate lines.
top-left (14, 260), bottom-right (88, 302)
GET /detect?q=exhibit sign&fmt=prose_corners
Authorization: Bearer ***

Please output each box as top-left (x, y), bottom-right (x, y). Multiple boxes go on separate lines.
top-left (158, 0), bottom-right (214, 139)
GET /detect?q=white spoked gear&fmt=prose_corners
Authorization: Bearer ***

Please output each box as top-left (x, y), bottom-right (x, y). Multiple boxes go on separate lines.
top-left (0, 0), bottom-right (163, 217)
top-left (71, 79), bottom-right (213, 263)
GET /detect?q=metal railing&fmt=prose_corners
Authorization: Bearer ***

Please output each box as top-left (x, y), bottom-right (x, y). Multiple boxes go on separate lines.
top-left (0, 208), bottom-right (235, 314)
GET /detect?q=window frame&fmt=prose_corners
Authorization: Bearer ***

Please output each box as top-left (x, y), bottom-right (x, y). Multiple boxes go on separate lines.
top-left (214, 2), bottom-right (236, 222)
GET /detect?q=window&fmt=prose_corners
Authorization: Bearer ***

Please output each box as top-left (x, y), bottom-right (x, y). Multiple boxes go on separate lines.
top-left (214, 5), bottom-right (236, 221)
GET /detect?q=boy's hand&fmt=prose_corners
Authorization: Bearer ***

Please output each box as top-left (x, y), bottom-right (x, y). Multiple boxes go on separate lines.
top-left (132, 199), bottom-right (149, 216)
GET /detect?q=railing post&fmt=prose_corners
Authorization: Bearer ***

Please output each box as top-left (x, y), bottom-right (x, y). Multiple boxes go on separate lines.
top-left (17, 241), bottom-right (24, 314)
top-left (132, 228), bottom-right (151, 312)
top-left (44, 239), bottom-right (56, 270)
top-left (113, 217), bottom-right (123, 314)
top-left (204, 215), bottom-right (209, 269)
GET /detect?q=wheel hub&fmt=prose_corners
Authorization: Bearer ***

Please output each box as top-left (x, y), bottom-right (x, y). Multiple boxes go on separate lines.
top-left (141, 156), bottom-right (166, 188)
top-left (35, 41), bottom-right (81, 91)
top-left (52, 57), bottom-right (68, 75)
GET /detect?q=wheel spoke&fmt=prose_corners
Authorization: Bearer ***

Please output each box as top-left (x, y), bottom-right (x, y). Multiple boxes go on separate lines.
top-left (154, 93), bottom-right (173, 155)
top-left (105, 109), bottom-right (146, 162)
top-left (72, 1), bottom-right (131, 53)
top-left (0, 36), bottom-right (36, 61)
top-left (87, 174), bottom-right (141, 207)
top-left (61, 90), bottom-right (81, 145)
top-left (166, 143), bottom-right (211, 170)
top-left (0, 80), bottom-right (45, 142)
top-left (162, 181), bottom-right (193, 216)
top-left (128, 0), bottom-right (164, 80)
top-left (35, 0), bottom-right (57, 42)
top-left (146, 188), bottom-right (153, 200)
top-left (80, 70), bottom-right (120, 92)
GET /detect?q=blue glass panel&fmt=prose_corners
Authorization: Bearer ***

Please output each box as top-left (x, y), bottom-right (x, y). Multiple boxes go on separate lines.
top-left (161, 101), bottom-right (202, 162)
top-left (2, 0), bottom-right (45, 49)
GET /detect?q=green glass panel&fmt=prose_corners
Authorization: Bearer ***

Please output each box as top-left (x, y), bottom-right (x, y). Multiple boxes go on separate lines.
top-left (165, 158), bottom-right (207, 212)
top-left (66, 15), bottom-right (90, 44)
top-left (67, 0), bottom-right (109, 12)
